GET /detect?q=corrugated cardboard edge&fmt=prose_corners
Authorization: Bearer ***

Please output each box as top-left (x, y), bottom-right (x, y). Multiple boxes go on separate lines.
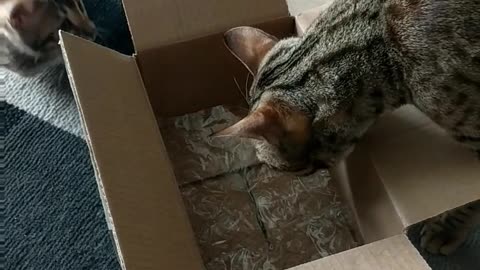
top-left (59, 32), bottom-right (126, 269)
top-left (288, 235), bottom-right (431, 270)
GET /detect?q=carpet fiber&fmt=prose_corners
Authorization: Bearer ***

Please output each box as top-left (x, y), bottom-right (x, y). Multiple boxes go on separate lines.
top-left (6, 104), bottom-right (120, 270)
top-left (4, 0), bottom-right (479, 269)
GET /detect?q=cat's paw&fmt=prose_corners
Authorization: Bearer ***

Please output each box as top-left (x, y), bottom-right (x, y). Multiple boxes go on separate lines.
top-left (420, 207), bottom-right (475, 255)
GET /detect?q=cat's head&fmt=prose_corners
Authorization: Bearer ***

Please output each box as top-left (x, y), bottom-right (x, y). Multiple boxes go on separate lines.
top-left (0, 0), bottom-right (96, 76)
top-left (216, 27), bottom-right (358, 173)
top-left (217, 27), bottom-right (347, 173)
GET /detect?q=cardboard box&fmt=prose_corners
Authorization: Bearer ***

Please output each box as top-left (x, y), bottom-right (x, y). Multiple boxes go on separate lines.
top-left (59, 0), bottom-right (480, 269)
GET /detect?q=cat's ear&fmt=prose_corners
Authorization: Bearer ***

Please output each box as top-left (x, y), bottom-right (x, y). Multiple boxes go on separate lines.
top-left (224, 26), bottom-right (278, 74)
top-left (214, 102), bottom-right (310, 146)
top-left (214, 105), bottom-right (283, 145)
top-left (62, 0), bottom-right (96, 37)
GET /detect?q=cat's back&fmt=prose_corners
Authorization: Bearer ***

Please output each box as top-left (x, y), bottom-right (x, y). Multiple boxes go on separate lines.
top-left (384, 0), bottom-right (480, 136)
top-left (385, 0), bottom-right (480, 65)
top-left (384, 0), bottom-right (480, 97)
top-left (385, 0), bottom-right (480, 60)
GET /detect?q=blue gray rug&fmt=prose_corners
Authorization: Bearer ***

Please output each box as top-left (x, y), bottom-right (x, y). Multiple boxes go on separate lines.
top-left (3, 0), bottom-right (479, 269)
top-left (4, 1), bottom-right (131, 269)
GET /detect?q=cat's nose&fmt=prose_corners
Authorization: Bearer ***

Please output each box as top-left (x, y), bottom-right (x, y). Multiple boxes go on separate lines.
top-left (292, 164), bottom-right (317, 176)
top-left (291, 160), bottom-right (331, 176)
top-left (312, 160), bottom-right (330, 170)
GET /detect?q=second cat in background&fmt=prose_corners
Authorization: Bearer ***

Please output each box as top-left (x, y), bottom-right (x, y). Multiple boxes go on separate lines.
top-left (0, 0), bottom-right (96, 76)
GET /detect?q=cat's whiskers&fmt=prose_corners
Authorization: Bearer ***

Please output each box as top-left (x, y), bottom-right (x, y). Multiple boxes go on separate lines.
top-left (233, 76), bottom-right (248, 103)
top-left (244, 73), bottom-right (251, 100)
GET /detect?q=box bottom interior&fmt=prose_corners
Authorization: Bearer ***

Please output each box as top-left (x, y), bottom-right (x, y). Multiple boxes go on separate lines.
top-left (158, 105), bottom-right (362, 270)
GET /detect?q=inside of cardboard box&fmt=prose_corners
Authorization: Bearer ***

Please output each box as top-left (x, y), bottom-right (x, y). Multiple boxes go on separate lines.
top-left (157, 105), bottom-right (360, 270)
top-left (132, 19), bottom-right (367, 269)
top-left (136, 17), bottom-right (296, 117)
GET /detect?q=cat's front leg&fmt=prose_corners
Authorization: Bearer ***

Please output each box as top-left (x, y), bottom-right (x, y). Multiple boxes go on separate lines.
top-left (420, 201), bottom-right (480, 255)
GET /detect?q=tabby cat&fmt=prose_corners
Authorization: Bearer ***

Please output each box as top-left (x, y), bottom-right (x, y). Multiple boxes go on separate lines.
top-left (0, 0), bottom-right (95, 76)
top-left (218, 0), bottom-right (480, 256)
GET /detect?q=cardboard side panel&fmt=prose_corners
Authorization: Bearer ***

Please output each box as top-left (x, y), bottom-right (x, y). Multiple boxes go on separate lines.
top-left (137, 17), bottom-right (295, 117)
top-left (288, 235), bottom-right (431, 270)
top-left (334, 105), bottom-right (480, 241)
top-left (122, 0), bottom-right (289, 51)
top-left (367, 106), bottom-right (480, 227)
top-left (331, 152), bottom-right (404, 244)
top-left (60, 33), bottom-right (204, 270)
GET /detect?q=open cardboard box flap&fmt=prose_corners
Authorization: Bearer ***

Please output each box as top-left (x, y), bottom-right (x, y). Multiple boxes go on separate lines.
top-left (60, 33), bottom-right (204, 270)
top-left (366, 107), bottom-right (480, 227)
top-left (290, 235), bottom-right (430, 270)
top-left (122, 0), bottom-right (289, 51)
top-left (60, 0), bottom-right (480, 269)
top-left (337, 105), bottom-right (480, 244)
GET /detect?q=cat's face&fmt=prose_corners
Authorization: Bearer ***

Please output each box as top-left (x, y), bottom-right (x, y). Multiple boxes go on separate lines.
top-left (217, 27), bottom-right (336, 174)
top-left (0, 0), bottom-right (96, 76)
